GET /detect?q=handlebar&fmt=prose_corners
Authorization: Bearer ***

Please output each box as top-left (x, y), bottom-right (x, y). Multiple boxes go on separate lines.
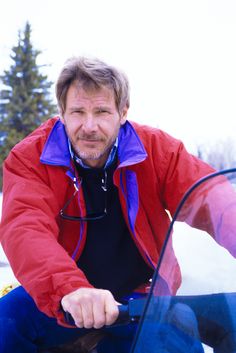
top-left (63, 304), bottom-right (130, 327)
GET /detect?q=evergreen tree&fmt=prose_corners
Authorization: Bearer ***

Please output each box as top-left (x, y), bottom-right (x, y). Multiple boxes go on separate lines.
top-left (0, 22), bottom-right (56, 189)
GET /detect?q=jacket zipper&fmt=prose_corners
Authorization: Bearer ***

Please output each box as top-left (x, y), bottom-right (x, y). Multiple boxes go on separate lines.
top-left (66, 166), bottom-right (86, 261)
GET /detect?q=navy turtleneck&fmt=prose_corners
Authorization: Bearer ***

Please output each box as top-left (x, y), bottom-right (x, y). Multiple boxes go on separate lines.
top-left (76, 156), bottom-right (153, 301)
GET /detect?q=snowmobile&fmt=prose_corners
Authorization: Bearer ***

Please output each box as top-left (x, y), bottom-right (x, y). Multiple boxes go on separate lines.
top-left (120, 167), bottom-right (236, 353)
top-left (42, 168), bottom-right (236, 353)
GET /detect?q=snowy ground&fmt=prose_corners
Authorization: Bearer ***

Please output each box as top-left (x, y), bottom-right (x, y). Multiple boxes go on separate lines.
top-left (1, 195), bottom-right (236, 352)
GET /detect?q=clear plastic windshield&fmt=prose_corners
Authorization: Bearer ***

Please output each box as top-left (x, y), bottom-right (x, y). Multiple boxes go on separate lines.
top-left (131, 169), bottom-right (236, 353)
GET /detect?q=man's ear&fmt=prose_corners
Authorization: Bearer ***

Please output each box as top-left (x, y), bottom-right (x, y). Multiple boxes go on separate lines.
top-left (120, 105), bottom-right (128, 125)
top-left (59, 111), bottom-right (65, 124)
top-left (57, 105), bottom-right (64, 124)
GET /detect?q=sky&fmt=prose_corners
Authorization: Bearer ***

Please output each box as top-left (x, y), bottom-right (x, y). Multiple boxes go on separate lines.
top-left (1, 0), bottom-right (236, 153)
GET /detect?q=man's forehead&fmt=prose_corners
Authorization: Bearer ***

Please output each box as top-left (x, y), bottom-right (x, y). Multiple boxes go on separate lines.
top-left (73, 81), bottom-right (113, 96)
top-left (69, 82), bottom-right (115, 102)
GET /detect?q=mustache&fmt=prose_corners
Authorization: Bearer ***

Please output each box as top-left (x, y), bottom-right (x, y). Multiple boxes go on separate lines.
top-left (77, 134), bottom-right (104, 142)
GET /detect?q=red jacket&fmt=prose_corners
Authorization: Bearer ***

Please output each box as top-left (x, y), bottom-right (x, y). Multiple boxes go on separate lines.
top-left (0, 117), bottom-right (214, 326)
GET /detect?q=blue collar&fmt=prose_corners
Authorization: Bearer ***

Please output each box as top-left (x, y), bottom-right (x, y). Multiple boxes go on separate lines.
top-left (40, 119), bottom-right (147, 168)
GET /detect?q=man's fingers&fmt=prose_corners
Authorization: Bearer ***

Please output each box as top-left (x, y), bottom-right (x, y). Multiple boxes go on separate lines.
top-left (61, 299), bottom-right (83, 328)
top-left (73, 305), bottom-right (84, 328)
top-left (81, 300), bottom-right (94, 329)
top-left (92, 295), bottom-right (107, 329)
top-left (104, 292), bottom-right (119, 325)
top-left (61, 288), bottom-right (119, 328)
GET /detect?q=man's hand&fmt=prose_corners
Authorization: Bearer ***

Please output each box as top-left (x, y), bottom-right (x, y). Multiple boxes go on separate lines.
top-left (61, 287), bottom-right (119, 329)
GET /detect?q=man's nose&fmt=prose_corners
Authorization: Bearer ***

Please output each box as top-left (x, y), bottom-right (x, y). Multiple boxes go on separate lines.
top-left (82, 115), bottom-right (97, 133)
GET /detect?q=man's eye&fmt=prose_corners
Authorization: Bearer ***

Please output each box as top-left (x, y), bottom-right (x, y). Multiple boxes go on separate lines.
top-left (72, 110), bottom-right (84, 115)
top-left (97, 109), bottom-right (109, 114)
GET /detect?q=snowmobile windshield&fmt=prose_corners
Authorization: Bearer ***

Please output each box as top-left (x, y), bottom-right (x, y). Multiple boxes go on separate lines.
top-left (131, 168), bottom-right (236, 353)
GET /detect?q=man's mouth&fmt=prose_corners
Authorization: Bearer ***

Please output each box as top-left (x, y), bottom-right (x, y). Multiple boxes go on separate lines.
top-left (78, 136), bottom-right (103, 143)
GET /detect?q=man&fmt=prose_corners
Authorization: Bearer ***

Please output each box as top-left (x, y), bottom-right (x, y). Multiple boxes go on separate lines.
top-left (0, 56), bottom-right (232, 353)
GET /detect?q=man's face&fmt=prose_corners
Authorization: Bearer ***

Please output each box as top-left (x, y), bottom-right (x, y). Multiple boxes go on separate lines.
top-left (61, 83), bottom-right (127, 168)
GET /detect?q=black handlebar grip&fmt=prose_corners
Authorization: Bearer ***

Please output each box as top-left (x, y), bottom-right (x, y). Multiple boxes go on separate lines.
top-left (116, 304), bottom-right (130, 323)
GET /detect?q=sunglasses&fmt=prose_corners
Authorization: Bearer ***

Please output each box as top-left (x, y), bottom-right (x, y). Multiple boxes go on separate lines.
top-left (59, 173), bottom-right (108, 221)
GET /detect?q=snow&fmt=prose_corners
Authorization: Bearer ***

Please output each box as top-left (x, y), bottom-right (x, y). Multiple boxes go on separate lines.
top-left (1, 195), bottom-right (236, 352)
top-left (174, 222), bottom-right (236, 295)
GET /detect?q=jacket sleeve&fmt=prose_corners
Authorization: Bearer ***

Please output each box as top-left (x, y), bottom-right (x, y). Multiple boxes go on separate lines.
top-left (155, 130), bottom-right (215, 214)
top-left (177, 174), bottom-right (236, 258)
top-left (0, 147), bottom-right (93, 327)
top-left (156, 132), bottom-right (236, 258)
